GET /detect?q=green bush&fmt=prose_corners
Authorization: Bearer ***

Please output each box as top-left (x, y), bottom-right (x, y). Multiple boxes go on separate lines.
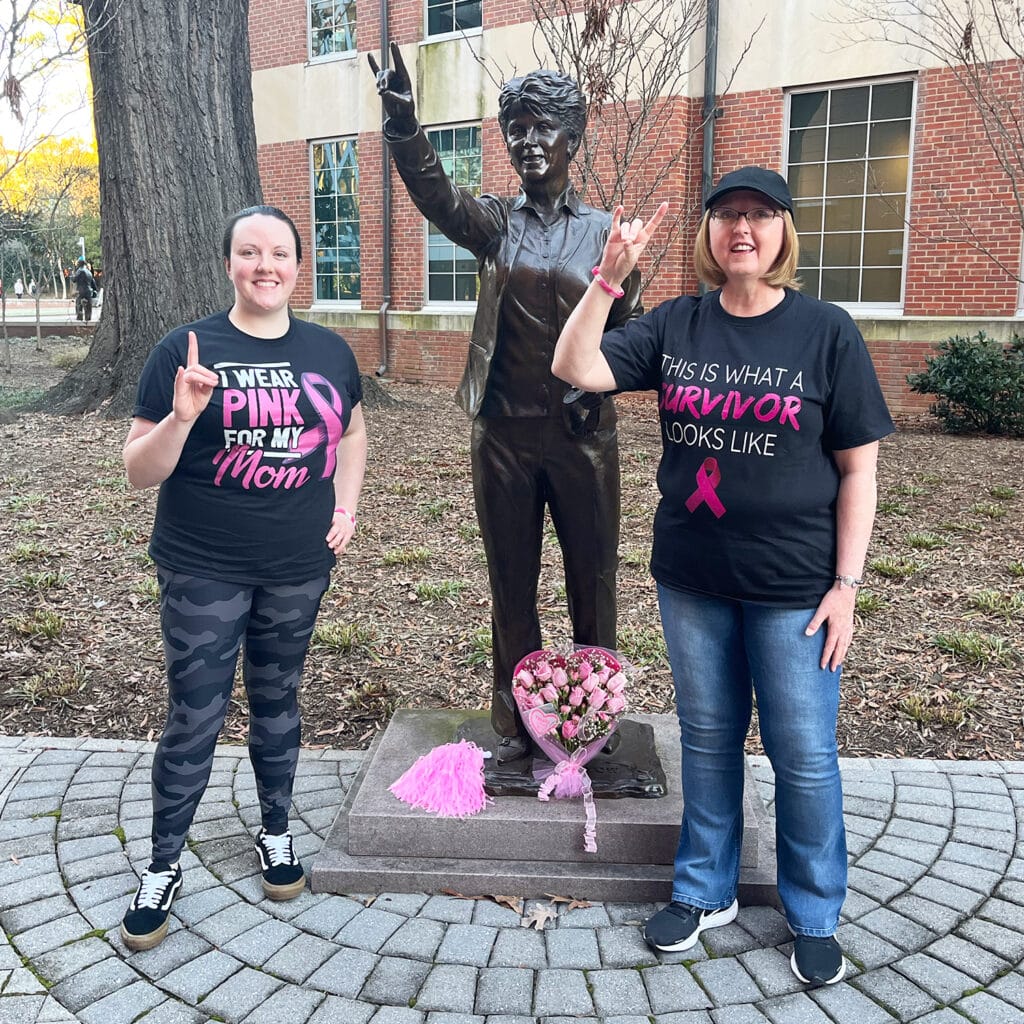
top-left (907, 331), bottom-right (1024, 435)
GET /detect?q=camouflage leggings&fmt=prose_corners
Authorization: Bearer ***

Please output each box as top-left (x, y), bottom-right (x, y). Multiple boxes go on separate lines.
top-left (150, 568), bottom-right (328, 863)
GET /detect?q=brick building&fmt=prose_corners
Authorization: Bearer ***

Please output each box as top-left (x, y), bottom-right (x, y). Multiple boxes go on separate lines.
top-left (249, 0), bottom-right (1024, 414)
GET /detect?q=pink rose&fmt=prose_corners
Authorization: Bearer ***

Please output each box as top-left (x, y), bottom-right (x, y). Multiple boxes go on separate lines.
top-left (534, 660), bottom-right (552, 681)
top-left (589, 687), bottom-right (607, 711)
top-left (561, 705), bottom-right (572, 715)
top-left (552, 667), bottom-right (568, 688)
top-left (539, 684), bottom-right (558, 703)
top-left (568, 686), bottom-right (585, 707)
top-left (513, 685), bottom-right (527, 703)
top-left (528, 693), bottom-right (546, 709)
top-left (561, 720), bottom-right (578, 739)
top-left (516, 669), bottom-right (534, 688)
top-left (607, 672), bottom-right (626, 695)
top-left (581, 677), bottom-right (596, 693)
top-left (607, 695), bottom-right (626, 714)
top-left (596, 668), bottom-right (611, 685)
top-left (577, 660), bottom-right (592, 680)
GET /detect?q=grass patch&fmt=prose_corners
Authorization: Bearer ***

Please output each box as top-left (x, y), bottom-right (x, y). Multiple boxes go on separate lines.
top-left (914, 472), bottom-right (942, 485)
top-left (313, 621), bottom-right (376, 653)
top-left (1009, 561), bottom-right (1024, 578)
top-left (464, 626), bottom-right (491, 667)
top-left (876, 500), bottom-right (911, 516)
top-left (970, 502), bottom-right (1007, 519)
top-left (105, 523), bottom-right (142, 545)
top-left (13, 664), bottom-right (88, 703)
top-left (457, 521), bottom-right (480, 541)
top-left (414, 580), bottom-right (466, 603)
top-left (11, 541), bottom-right (52, 563)
top-left (967, 590), bottom-right (1024, 620)
top-left (932, 631), bottom-right (1014, 667)
top-left (387, 481), bottom-right (418, 497)
top-left (420, 499), bottom-right (452, 522)
top-left (10, 608), bottom-right (65, 639)
top-left (938, 520), bottom-right (983, 533)
top-left (906, 532), bottom-right (946, 551)
top-left (869, 556), bottom-right (920, 579)
top-left (50, 345), bottom-right (89, 369)
top-left (889, 483), bottom-right (926, 497)
top-left (620, 547), bottom-right (650, 569)
top-left (617, 624), bottom-right (668, 667)
top-left (382, 546), bottom-right (431, 566)
top-left (19, 569), bottom-right (71, 591)
top-left (855, 590), bottom-right (888, 616)
top-left (989, 485), bottom-right (1017, 500)
top-left (6, 493), bottom-right (46, 512)
top-left (132, 577), bottom-right (161, 602)
top-left (0, 386), bottom-right (46, 409)
top-left (899, 691), bottom-right (977, 728)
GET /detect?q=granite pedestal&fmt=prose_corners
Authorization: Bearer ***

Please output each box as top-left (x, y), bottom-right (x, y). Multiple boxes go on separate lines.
top-left (311, 709), bottom-right (779, 904)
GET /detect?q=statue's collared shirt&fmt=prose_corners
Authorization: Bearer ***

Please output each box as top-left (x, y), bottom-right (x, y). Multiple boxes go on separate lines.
top-left (482, 187), bottom-right (582, 418)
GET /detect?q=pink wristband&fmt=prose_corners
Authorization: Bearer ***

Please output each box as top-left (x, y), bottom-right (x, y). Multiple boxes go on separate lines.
top-left (591, 266), bottom-right (625, 299)
top-left (334, 507), bottom-right (356, 525)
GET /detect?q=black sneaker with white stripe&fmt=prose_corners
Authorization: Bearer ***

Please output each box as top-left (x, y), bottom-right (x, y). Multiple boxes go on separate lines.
top-left (643, 898), bottom-right (739, 952)
top-left (120, 861), bottom-right (182, 951)
top-left (255, 828), bottom-right (305, 900)
top-left (791, 934), bottom-right (846, 986)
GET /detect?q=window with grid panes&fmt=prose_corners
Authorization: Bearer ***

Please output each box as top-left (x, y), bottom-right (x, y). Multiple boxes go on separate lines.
top-left (787, 80), bottom-right (914, 305)
top-left (426, 0), bottom-right (481, 37)
top-left (310, 0), bottom-right (356, 56)
top-left (426, 125), bottom-right (481, 302)
top-left (312, 139), bottom-right (360, 301)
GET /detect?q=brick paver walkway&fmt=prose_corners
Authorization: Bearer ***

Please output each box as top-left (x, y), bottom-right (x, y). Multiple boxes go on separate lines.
top-left (0, 736), bottom-right (1021, 1023)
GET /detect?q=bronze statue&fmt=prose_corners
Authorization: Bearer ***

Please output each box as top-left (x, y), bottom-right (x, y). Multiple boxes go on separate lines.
top-left (370, 45), bottom-right (643, 765)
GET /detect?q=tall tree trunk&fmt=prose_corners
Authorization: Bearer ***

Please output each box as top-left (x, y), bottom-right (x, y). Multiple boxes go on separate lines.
top-left (37, 0), bottom-right (262, 416)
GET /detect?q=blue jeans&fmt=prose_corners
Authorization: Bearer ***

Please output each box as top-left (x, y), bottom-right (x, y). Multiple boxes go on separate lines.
top-left (657, 584), bottom-right (847, 937)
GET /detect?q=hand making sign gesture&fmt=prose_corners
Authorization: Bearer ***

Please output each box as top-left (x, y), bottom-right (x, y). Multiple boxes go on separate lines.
top-left (367, 43), bottom-right (416, 126)
top-left (172, 331), bottom-right (219, 424)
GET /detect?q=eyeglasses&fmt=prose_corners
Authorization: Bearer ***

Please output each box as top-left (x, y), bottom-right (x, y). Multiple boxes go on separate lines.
top-left (709, 208), bottom-right (781, 225)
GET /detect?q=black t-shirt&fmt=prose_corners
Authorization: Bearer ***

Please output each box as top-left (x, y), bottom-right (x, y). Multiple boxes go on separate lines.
top-left (134, 311), bottom-right (363, 584)
top-left (601, 289), bottom-right (895, 607)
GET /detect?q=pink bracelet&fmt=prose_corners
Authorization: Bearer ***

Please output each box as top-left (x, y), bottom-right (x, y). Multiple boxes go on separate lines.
top-left (334, 507), bottom-right (356, 525)
top-left (591, 266), bottom-right (625, 299)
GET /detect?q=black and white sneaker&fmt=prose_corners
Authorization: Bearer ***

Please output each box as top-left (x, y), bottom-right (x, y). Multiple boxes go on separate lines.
top-left (643, 898), bottom-right (739, 952)
top-left (120, 861), bottom-right (182, 951)
top-left (791, 934), bottom-right (846, 986)
top-left (255, 828), bottom-right (305, 900)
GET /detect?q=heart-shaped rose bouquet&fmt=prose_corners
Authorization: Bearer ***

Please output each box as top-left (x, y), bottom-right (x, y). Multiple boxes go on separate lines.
top-left (511, 646), bottom-right (629, 852)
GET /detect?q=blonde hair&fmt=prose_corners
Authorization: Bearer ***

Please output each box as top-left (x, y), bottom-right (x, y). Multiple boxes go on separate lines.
top-left (693, 208), bottom-right (801, 290)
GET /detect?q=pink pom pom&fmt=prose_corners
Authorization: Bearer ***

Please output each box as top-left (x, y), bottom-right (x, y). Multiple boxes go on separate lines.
top-left (389, 740), bottom-right (491, 818)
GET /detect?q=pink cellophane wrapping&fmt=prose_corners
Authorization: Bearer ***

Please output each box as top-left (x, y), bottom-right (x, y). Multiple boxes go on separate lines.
top-left (389, 740), bottom-right (491, 817)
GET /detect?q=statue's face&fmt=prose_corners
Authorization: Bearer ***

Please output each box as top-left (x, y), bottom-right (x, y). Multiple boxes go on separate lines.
top-left (505, 106), bottom-right (572, 189)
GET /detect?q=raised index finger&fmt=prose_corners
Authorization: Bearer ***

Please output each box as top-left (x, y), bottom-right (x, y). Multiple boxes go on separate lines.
top-left (367, 52), bottom-right (381, 77)
top-left (187, 330), bottom-right (199, 368)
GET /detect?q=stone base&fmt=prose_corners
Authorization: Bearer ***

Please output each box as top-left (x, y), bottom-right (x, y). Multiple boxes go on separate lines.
top-left (311, 709), bottom-right (779, 904)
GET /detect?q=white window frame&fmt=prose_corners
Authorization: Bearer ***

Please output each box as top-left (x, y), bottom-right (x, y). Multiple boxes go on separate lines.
top-left (424, 0), bottom-right (482, 40)
top-left (308, 0), bottom-right (358, 62)
top-left (424, 122), bottom-right (482, 308)
top-left (310, 137), bottom-right (361, 306)
top-left (784, 75), bottom-right (917, 317)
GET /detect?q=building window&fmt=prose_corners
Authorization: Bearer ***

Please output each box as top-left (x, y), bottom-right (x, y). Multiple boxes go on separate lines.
top-left (312, 139), bottom-right (360, 301)
top-left (426, 0), bottom-right (481, 37)
top-left (787, 79), bottom-right (914, 306)
top-left (310, 0), bottom-right (356, 57)
top-left (426, 125), bottom-right (481, 302)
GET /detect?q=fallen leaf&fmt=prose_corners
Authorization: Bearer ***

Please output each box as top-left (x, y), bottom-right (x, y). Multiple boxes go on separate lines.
top-left (522, 905), bottom-right (558, 930)
top-left (491, 894), bottom-right (523, 915)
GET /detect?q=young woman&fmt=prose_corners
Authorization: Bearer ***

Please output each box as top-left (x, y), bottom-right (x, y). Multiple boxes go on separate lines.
top-left (120, 205), bottom-right (367, 951)
top-left (553, 168), bottom-right (894, 987)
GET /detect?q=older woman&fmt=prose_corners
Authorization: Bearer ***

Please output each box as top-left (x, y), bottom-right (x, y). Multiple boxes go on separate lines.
top-left (119, 205), bottom-right (367, 951)
top-left (553, 167), bottom-right (894, 987)
top-left (369, 46), bottom-right (642, 763)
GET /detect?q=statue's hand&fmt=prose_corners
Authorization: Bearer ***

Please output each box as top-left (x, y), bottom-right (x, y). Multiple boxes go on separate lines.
top-left (367, 41), bottom-right (416, 125)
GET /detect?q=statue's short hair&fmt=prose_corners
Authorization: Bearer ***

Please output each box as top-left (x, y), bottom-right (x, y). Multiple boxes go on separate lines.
top-left (497, 71), bottom-right (587, 158)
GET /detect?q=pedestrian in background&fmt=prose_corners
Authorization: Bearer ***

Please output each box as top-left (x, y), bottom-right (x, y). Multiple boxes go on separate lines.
top-left (72, 258), bottom-right (95, 322)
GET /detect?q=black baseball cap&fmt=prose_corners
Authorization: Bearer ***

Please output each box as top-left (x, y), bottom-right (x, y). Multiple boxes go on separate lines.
top-left (705, 166), bottom-right (793, 213)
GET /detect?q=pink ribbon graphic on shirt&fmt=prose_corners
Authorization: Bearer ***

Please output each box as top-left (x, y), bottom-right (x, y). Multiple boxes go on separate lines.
top-left (685, 457), bottom-right (726, 518)
top-left (288, 373), bottom-right (345, 478)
